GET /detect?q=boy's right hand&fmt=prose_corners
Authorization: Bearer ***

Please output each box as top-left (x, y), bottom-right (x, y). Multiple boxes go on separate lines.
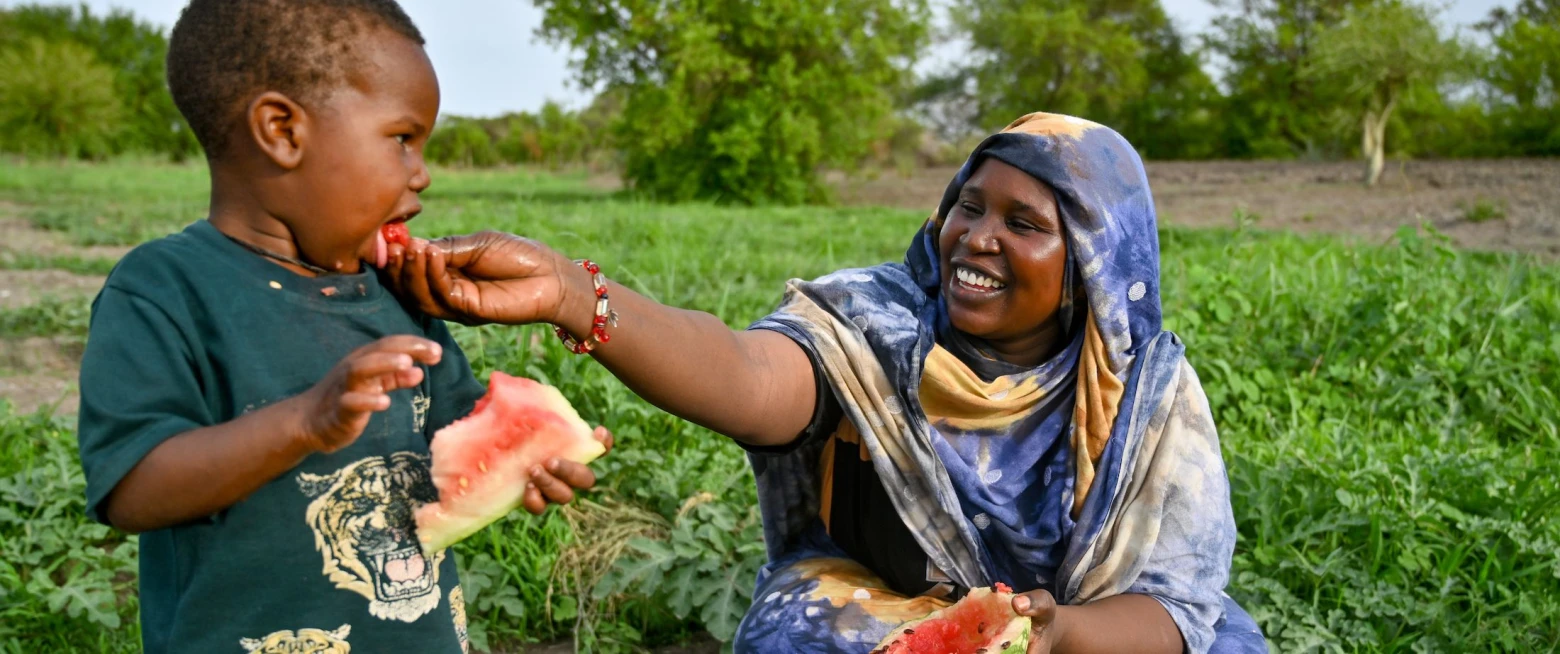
top-left (293, 336), bottom-right (443, 453)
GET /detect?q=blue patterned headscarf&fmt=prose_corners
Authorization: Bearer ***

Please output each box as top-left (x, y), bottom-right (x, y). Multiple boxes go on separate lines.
top-left (738, 113), bottom-right (1258, 654)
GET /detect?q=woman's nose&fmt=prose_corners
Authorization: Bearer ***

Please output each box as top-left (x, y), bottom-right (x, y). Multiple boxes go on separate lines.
top-left (962, 218), bottom-right (1000, 253)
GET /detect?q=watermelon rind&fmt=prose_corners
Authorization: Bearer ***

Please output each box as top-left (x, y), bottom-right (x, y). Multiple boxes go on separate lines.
top-left (414, 373), bottom-right (605, 555)
top-left (873, 585), bottom-right (1032, 654)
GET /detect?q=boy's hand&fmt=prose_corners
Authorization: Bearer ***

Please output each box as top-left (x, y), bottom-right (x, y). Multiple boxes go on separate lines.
top-left (386, 232), bottom-right (588, 329)
top-left (293, 336), bottom-right (443, 453)
top-left (520, 426), bottom-right (614, 515)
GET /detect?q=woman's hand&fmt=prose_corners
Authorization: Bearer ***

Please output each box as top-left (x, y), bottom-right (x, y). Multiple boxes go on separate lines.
top-left (1014, 589), bottom-right (1063, 654)
top-left (386, 231), bottom-right (591, 328)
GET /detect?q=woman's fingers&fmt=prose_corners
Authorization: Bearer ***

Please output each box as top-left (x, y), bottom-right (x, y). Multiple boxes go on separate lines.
top-left (1014, 589), bottom-right (1059, 654)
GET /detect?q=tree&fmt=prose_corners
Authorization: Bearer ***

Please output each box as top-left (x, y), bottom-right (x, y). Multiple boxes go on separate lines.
top-left (925, 0), bottom-right (1220, 159)
top-left (533, 0), bottom-right (929, 204)
top-left (0, 38), bottom-right (122, 158)
top-left (1306, 1), bottom-right (1465, 186)
top-left (1479, 0), bottom-right (1560, 154)
top-left (0, 4), bottom-right (198, 159)
top-left (1204, 0), bottom-right (1369, 157)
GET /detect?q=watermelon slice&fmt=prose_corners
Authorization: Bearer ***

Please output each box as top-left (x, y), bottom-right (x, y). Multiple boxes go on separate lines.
top-left (374, 222), bottom-right (411, 268)
top-left (413, 372), bottom-right (606, 554)
top-left (873, 584), bottom-right (1031, 654)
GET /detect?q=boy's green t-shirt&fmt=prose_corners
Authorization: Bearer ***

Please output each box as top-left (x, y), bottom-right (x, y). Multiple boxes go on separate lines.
top-left (77, 220), bottom-right (487, 654)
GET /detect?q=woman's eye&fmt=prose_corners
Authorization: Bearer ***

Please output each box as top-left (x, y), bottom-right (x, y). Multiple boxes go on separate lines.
top-left (395, 134), bottom-right (412, 145)
top-left (1007, 219), bottom-right (1036, 233)
top-left (959, 201), bottom-right (982, 215)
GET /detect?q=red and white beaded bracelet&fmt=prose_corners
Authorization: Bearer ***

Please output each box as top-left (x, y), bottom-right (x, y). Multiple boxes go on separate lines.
top-left (555, 259), bottom-right (617, 354)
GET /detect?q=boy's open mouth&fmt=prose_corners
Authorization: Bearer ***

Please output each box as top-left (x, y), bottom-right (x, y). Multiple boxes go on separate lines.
top-left (373, 212), bottom-right (418, 269)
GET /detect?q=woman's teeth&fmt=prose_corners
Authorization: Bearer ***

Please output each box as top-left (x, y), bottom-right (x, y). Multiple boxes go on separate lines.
top-left (956, 267), bottom-right (1005, 290)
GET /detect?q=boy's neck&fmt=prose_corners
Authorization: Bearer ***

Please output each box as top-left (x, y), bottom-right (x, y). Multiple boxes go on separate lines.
top-left (206, 161), bottom-right (329, 278)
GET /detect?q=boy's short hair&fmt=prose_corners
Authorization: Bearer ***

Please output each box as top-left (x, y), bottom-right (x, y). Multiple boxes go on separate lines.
top-left (166, 0), bottom-right (425, 159)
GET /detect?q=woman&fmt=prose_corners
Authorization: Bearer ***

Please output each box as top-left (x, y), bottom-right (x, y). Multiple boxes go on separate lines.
top-left (389, 113), bottom-right (1267, 653)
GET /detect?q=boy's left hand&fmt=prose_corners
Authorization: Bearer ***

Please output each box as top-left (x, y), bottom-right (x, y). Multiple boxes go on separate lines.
top-left (521, 426), bottom-right (614, 515)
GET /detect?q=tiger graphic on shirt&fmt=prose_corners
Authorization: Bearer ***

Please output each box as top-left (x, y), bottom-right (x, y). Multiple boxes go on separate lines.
top-left (239, 624), bottom-right (351, 653)
top-left (297, 452), bottom-right (445, 623)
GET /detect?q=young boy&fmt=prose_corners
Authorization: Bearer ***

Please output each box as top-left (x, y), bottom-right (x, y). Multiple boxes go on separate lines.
top-left (75, 2), bottom-right (608, 652)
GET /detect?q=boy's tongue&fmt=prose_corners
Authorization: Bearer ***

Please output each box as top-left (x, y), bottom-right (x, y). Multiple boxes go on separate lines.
top-left (374, 229), bottom-right (388, 269)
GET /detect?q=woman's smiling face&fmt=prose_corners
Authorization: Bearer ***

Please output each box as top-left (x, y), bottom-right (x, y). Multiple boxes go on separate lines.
top-left (938, 157), bottom-right (1070, 365)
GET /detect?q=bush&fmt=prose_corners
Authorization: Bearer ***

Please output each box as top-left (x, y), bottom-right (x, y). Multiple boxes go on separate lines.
top-left (0, 38), bottom-right (121, 158)
top-left (535, 0), bottom-right (930, 204)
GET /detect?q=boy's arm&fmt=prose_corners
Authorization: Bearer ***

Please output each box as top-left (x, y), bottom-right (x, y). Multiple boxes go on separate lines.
top-left (100, 336), bottom-right (442, 533)
top-left (388, 235), bottom-right (818, 448)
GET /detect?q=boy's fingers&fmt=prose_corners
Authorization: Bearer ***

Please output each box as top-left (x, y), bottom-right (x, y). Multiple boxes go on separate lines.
top-left (592, 426), bottom-right (614, 452)
top-left (339, 391), bottom-right (390, 414)
top-left (389, 365), bottom-right (426, 391)
top-left (521, 482), bottom-right (546, 515)
top-left (362, 335), bottom-right (444, 365)
top-left (529, 467), bottom-right (576, 505)
top-left (544, 458), bottom-right (597, 490)
top-left (346, 352), bottom-right (416, 390)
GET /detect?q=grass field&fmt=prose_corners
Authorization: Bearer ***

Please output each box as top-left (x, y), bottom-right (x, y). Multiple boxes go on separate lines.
top-left (1, 160), bottom-right (1557, 653)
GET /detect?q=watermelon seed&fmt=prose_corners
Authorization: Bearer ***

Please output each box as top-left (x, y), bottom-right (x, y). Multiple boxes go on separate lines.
top-left (478, 461), bottom-right (487, 473)
top-left (978, 622), bottom-right (985, 634)
top-left (459, 476), bottom-right (469, 489)
top-left (1000, 642), bottom-right (1010, 649)
top-left (904, 629), bottom-right (914, 635)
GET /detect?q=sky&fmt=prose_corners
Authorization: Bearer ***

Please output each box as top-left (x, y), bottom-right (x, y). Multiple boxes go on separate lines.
top-left (2, 0), bottom-right (1512, 118)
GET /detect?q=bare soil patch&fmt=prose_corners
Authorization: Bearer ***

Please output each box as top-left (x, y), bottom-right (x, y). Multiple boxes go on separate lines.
top-left (835, 158), bottom-right (1560, 256)
top-left (0, 336), bottom-right (81, 416)
top-left (0, 269), bottom-right (105, 309)
top-left (0, 215), bottom-right (132, 261)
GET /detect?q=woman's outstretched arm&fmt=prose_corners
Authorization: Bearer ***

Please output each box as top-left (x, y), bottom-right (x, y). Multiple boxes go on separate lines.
top-left (387, 232), bottom-right (818, 447)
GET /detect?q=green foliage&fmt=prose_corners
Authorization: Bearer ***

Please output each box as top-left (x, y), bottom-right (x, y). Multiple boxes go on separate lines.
top-left (1204, 0), bottom-right (1368, 157)
top-left (940, 0), bottom-right (1221, 159)
top-left (535, 0), bottom-right (930, 204)
top-left (0, 406), bottom-right (140, 651)
top-left (1305, 1), bottom-right (1467, 184)
top-left (0, 38), bottom-right (121, 158)
top-left (4, 164), bottom-right (1559, 652)
top-left (0, 4), bottom-right (197, 160)
top-left (427, 117), bottom-right (505, 168)
top-left (426, 99), bottom-right (619, 170)
top-left (1460, 198), bottom-right (1507, 223)
top-left (1480, 0), bottom-right (1560, 155)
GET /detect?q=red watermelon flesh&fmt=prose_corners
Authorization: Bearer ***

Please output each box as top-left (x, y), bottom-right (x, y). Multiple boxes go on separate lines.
top-left (413, 372), bottom-right (605, 554)
top-left (874, 584), bottom-right (1030, 654)
top-left (374, 222), bottom-right (411, 268)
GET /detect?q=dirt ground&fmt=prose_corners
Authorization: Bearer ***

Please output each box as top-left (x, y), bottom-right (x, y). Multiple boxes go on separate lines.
top-left (836, 158), bottom-right (1560, 256)
top-left (0, 217), bottom-right (109, 417)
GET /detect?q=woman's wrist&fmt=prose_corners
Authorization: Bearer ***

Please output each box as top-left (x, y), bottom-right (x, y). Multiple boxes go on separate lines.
top-left (552, 255), bottom-right (606, 341)
top-left (1045, 605), bottom-right (1076, 652)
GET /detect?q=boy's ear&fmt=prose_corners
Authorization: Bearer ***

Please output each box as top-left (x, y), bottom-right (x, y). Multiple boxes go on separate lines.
top-left (246, 91), bottom-right (309, 170)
